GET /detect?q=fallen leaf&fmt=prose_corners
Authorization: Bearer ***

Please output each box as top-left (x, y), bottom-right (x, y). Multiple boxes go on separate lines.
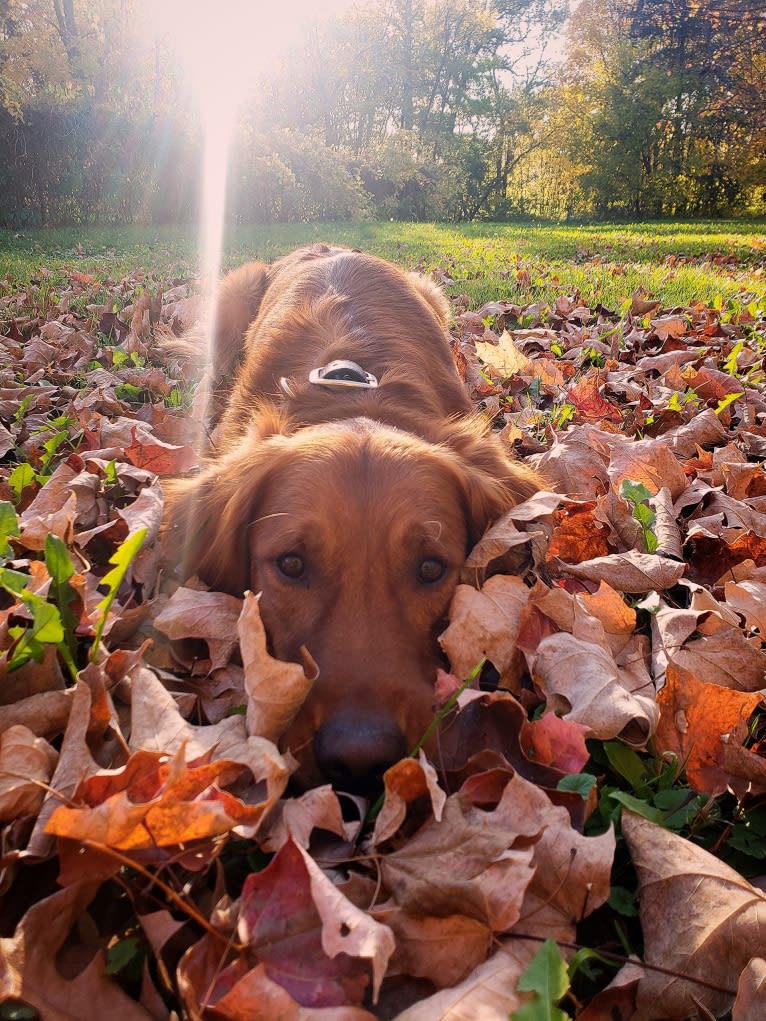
top-left (0, 881), bottom-right (153, 1020)
top-left (239, 590), bottom-right (318, 742)
top-left (533, 632), bottom-right (659, 745)
top-left (0, 724), bottom-right (58, 821)
top-left (549, 549), bottom-right (686, 592)
top-left (654, 662), bottom-right (764, 795)
top-left (733, 958), bottom-right (766, 1021)
top-left (474, 329), bottom-right (532, 377)
top-left (622, 811), bottom-right (765, 1019)
top-left (439, 575), bottom-right (531, 681)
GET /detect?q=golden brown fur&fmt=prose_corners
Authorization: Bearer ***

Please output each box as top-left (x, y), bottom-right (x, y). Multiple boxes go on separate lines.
top-left (164, 244), bottom-right (542, 792)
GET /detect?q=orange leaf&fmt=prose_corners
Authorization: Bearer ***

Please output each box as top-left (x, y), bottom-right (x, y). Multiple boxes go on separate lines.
top-left (654, 663), bottom-right (764, 795)
top-left (567, 372), bottom-right (622, 422)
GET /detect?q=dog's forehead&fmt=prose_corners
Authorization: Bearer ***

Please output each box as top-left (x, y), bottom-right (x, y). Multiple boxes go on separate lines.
top-left (253, 432), bottom-right (468, 545)
top-left (272, 427), bottom-right (461, 497)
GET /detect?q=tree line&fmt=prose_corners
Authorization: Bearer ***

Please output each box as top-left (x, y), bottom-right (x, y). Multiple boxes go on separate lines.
top-left (0, 0), bottom-right (763, 227)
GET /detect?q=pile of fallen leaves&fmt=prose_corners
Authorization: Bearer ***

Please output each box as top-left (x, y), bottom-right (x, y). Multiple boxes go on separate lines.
top-left (0, 262), bottom-right (765, 1020)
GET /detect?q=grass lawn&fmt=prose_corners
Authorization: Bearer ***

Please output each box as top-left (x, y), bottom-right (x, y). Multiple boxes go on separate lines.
top-left (0, 220), bottom-right (763, 313)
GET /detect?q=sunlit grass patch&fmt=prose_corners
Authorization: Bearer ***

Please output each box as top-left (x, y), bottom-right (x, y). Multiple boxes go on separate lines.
top-left (0, 220), bottom-right (763, 311)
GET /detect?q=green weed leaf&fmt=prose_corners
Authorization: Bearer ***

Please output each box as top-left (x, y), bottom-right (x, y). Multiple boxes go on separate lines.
top-left (44, 534), bottom-right (79, 678)
top-left (512, 938), bottom-right (569, 1020)
top-left (91, 529), bottom-right (146, 658)
top-left (0, 502), bottom-right (20, 559)
top-left (557, 772), bottom-right (598, 800)
top-left (603, 742), bottom-right (647, 792)
top-left (7, 592), bottom-right (64, 671)
top-left (610, 791), bottom-right (664, 824)
top-left (620, 480), bottom-right (658, 553)
top-left (7, 463), bottom-right (35, 505)
top-left (715, 391), bottom-right (744, 415)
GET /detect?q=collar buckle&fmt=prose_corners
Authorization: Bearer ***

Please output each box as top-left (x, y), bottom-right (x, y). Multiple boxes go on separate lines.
top-left (308, 360), bottom-right (378, 389)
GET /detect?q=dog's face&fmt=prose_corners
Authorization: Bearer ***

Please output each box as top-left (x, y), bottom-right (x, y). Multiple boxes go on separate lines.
top-left (248, 425), bottom-right (468, 791)
top-left (166, 416), bottom-right (540, 793)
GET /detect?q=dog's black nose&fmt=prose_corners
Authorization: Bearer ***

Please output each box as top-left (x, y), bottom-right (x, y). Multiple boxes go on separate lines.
top-left (314, 712), bottom-right (408, 795)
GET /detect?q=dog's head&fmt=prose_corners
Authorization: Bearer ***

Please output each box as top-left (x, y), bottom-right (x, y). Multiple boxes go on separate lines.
top-left (164, 414), bottom-right (541, 792)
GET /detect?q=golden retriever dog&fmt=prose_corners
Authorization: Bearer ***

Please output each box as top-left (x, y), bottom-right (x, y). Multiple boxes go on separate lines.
top-left (164, 244), bottom-right (541, 793)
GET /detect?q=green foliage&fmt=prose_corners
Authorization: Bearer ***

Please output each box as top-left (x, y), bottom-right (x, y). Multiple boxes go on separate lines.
top-left (44, 534), bottom-right (80, 678)
top-left (7, 463), bottom-right (35, 505)
top-left (0, 0), bottom-right (760, 226)
top-left (104, 935), bottom-right (147, 981)
top-left (620, 480), bottom-right (658, 553)
top-left (715, 391), bottom-right (745, 416)
top-left (91, 528), bottom-right (147, 658)
top-left (512, 939), bottom-right (569, 1021)
top-left (0, 501), bottom-right (19, 557)
top-left (1, 221), bottom-right (763, 317)
top-left (0, 500), bottom-right (145, 679)
top-left (0, 503), bottom-right (78, 678)
top-left (557, 772), bottom-right (598, 800)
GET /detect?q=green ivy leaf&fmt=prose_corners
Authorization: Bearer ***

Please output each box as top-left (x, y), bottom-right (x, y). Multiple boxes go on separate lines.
top-left (557, 772), bottom-right (598, 800)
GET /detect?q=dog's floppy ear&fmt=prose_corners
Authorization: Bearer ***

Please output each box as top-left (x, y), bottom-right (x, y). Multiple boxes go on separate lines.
top-left (434, 417), bottom-right (544, 546)
top-left (162, 416), bottom-right (289, 594)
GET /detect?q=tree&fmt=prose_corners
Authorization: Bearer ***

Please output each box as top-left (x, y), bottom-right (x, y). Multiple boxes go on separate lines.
top-left (547, 0), bottom-right (766, 218)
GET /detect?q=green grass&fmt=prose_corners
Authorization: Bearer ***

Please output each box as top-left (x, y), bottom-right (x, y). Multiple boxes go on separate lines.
top-left (0, 220), bottom-right (763, 311)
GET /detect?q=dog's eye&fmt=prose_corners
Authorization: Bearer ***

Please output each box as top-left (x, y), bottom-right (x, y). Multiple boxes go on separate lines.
top-left (418, 558), bottom-right (446, 584)
top-left (277, 553), bottom-right (306, 579)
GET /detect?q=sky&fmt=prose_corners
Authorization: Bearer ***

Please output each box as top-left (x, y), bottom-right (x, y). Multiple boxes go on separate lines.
top-left (145, 0), bottom-right (358, 91)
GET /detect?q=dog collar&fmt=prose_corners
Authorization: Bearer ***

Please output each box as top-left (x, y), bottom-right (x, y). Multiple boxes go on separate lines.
top-left (307, 360), bottom-right (378, 389)
top-left (278, 360), bottom-right (379, 397)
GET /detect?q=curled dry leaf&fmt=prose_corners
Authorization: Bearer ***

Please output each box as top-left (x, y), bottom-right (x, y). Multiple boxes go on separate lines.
top-left (153, 585), bottom-right (243, 670)
top-left (733, 958), bottom-right (766, 1021)
top-left (381, 783), bottom-right (538, 933)
top-left (26, 678), bottom-right (103, 858)
top-left (622, 811), bottom-right (766, 1020)
top-left (0, 686), bottom-right (74, 739)
top-left (264, 784), bottom-right (356, 852)
top-left (125, 425), bottom-right (199, 475)
top-left (129, 664), bottom-right (290, 821)
top-left (239, 590), bottom-right (318, 743)
top-left (179, 837), bottom-right (394, 1015)
top-left (567, 371), bottom-right (623, 422)
top-left (522, 711), bottom-right (590, 774)
top-left (439, 575), bottom-right (531, 681)
top-left (0, 881), bottom-right (153, 1020)
top-left (393, 936), bottom-right (539, 1020)
top-left (463, 512), bottom-right (533, 569)
top-left (649, 485), bottom-right (684, 559)
top-left (608, 437), bottom-right (688, 500)
top-left (549, 548), bottom-right (686, 592)
top-left (497, 771), bottom-right (615, 941)
top-left (533, 632), bottom-right (659, 745)
top-left (0, 724), bottom-right (58, 821)
top-left (377, 907), bottom-right (490, 989)
top-left (724, 578), bottom-right (766, 636)
top-left (372, 753), bottom-right (446, 846)
top-left (45, 747), bottom-right (284, 886)
top-left (179, 957), bottom-right (377, 1021)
